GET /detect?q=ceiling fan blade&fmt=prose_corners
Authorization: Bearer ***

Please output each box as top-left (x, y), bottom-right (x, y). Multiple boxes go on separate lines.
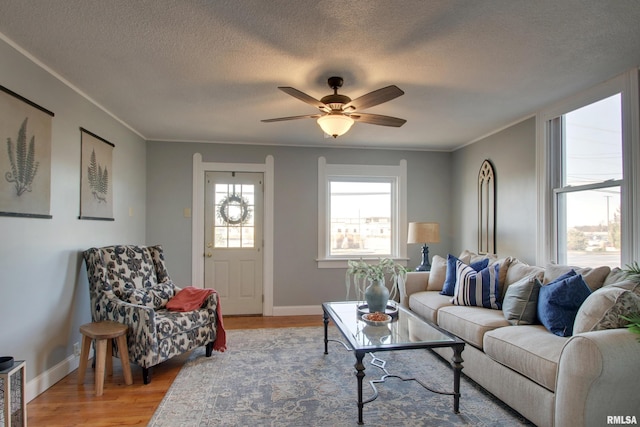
top-left (261, 114), bottom-right (322, 123)
top-left (278, 87), bottom-right (328, 111)
top-left (350, 113), bottom-right (407, 127)
top-left (343, 85), bottom-right (404, 111)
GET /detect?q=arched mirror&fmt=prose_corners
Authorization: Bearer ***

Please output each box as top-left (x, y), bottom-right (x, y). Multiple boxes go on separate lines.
top-left (478, 159), bottom-right (496, 254)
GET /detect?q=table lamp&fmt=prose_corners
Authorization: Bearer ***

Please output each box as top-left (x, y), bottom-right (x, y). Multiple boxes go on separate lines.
top-left (407, 222), bottom-right (440, 271)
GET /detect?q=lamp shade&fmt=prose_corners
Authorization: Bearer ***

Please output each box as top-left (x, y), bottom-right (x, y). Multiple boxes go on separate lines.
top-left (317, 114), bottom-right (354, 138)
top-left (407, 222), bottom-right (440, 244)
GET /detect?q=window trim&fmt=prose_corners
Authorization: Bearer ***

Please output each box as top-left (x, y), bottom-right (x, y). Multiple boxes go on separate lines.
top-left (317, 156), bottom-right (407, 268)
top-left (536, 69), bottom-right (640, 266)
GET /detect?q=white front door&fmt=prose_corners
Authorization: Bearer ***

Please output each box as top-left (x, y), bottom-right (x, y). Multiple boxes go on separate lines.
top-left (204, 171), bottom-right (263, 315)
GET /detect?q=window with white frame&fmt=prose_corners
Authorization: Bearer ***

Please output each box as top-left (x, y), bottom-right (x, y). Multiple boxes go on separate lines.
top-left (552, 94), bottom-right (622, 267)
top-left (538, 70), bottom-right (640, 268)
top-left (317, 157), bottom-right (407, 268)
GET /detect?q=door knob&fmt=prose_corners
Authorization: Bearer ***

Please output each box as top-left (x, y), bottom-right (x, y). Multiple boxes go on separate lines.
top-left (206, 252), bottom-right (212, 257)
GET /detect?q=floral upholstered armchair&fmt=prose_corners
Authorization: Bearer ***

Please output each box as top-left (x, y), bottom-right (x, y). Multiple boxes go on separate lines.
top-left (83, 245), bottom-right (220, 384)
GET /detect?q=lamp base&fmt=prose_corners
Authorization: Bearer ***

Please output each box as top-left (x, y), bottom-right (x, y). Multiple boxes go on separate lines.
top-left (415, 244), bottom-right (432, 271)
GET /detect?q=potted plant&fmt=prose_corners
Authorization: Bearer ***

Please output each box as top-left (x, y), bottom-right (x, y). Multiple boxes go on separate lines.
top-left (346, 258), bottom-right (407, 313)
top-left (620, 261), bottom-right (640, 342)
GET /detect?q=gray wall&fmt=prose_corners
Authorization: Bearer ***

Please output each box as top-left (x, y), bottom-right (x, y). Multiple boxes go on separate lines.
top-left (0, 29), bottom-right (539, 397)
top-left (146, 142), bottom-right (453, 307)
top-left (451, 117), bottom-right (537, 263)
top-left (0, 38), bottom-right (147, 387)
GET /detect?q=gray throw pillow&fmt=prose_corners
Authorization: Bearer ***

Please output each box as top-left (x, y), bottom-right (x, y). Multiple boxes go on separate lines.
top-left (502, 275), bottom-right (541, 325)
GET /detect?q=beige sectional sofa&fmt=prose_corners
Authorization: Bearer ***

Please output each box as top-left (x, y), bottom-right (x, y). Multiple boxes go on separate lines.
top-left (399, 250), bottom-right (640, 427)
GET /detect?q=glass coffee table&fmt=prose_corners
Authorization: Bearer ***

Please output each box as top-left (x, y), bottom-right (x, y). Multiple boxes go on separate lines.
top-left (322, 301), bottom-right (465, 425)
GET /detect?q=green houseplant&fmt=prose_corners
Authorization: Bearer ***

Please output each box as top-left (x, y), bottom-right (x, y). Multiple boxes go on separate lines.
top-left (620, 261), bottom-right (640, 342)
top-left (346, 258), bottom-right (407, 313)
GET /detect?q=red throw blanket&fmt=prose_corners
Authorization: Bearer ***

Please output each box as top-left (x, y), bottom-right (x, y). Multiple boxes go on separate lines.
top-left (166, 286), bottom-right (227, 352)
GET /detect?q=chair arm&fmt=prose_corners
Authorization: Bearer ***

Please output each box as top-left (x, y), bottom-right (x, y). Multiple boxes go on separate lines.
top-left (399, 272), bottom-right (430, 308)
top-left (555, 328), bottom-right (640, 427)
top-left (95, 296), bottom-right (158, 341)
top-left (201, 291), bottom-right (218, 308)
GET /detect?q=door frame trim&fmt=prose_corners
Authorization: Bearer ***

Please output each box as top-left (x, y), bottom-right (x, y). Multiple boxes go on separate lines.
top-left (192, 153), bottom-right (274, 315)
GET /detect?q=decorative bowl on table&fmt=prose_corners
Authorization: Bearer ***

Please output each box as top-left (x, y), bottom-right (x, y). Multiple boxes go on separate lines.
top-left (0, 356), bottom-right (14, 371)
top-left (361, 312), bottom-right (392, 326)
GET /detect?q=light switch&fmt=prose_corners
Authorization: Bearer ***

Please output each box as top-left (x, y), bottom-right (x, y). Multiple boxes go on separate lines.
top-left (128, 207), bottom-right (134, 217)
top-left (183, 208), bottom-right (191, 218)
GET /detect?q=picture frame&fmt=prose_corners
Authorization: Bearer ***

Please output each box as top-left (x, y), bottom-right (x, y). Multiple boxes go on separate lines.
top-left (0, 85), bottom-right (54, 218)
top-left (79, 128), bottom-right (114, 221)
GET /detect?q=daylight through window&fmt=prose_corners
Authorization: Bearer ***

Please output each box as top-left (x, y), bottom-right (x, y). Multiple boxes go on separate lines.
top-left (317, 158), bottom-right (407, 267)
top-left (330, 180), bottom-right (392, 257)
top-left (553, 94), bottom-right (622, 267)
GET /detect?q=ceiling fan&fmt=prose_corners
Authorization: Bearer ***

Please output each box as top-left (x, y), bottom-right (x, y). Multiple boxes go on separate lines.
top-left (261, 76), bottom-right (407, 138)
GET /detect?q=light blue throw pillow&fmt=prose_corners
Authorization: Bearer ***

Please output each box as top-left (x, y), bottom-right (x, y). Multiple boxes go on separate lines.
top-left (537, 271), bottom-right (591, 337)
top-left (440, 254), bottom-right (489, 296)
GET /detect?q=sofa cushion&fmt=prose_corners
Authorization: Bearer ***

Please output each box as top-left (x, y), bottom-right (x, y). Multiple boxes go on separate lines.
top-left (437, 305), bottom-right (510, 349)
top-left (408, 291), bottom-right (453, 324)
top-left (440, 253), bottom-right (470, 296)
top-left (607, 279), bottom-right (640, 296)
top-left (573, 286), bottom-right (640, 334)
top-left (492, 257), bottom-right (514, 299)
top-left (459, 249), bottom-right (497, 265)
top-left (457, 251), bottom-right (511, 295)
top-left (603, 267), bottom-right (626, 286)
top-left (427, 255), bottom-right (447, 291)
top-left (544, 264), bottom-right (611, 291)
top-left (502, 274), bottom-right (541, 325)
top-left (537, 273), bottom-right (592, 337)
top-left (504, 260), bottom-right (544, 288)
top-left (451, 260), bottom-right (501, 309)
top-left (483, 325), bottom-right (567, 392)
top-left (440, 254), bottom-right (488, 296)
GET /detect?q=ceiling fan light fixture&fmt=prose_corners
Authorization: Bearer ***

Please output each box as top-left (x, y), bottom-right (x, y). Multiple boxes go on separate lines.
top-left (317, 114), bottom-right (354, 138)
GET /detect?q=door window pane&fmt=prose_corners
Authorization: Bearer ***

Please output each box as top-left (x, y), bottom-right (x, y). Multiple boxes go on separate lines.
top-left (213, 183), bottom-right (255, 248)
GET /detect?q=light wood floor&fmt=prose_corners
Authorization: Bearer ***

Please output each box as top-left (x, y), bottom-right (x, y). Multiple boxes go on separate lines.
top-left (27, 315), bottom-right (323, 427)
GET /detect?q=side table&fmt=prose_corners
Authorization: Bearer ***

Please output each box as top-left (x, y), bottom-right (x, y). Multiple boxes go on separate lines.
top-left (78, 321), bottom-right (133, 396)
top-left (1, 360), bottom-right (26, 427)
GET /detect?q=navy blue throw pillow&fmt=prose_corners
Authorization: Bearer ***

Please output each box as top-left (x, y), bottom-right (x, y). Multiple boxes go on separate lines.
top-left (440, 254), bottom-right (489, 296)
top-left (537, 272), bottom-right (591, 337)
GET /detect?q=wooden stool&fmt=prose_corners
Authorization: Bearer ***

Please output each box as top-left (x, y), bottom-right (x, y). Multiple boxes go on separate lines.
top-left (78, 321), bottom-right (133, 396)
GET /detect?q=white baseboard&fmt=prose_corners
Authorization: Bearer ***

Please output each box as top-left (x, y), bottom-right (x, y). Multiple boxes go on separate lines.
top-left (271, 305), bottom-right (323, 316)
top-left (26, 350), bottom-right (91, 402)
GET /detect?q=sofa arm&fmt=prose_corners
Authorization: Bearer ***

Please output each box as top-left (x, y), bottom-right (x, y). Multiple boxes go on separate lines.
top-left (555, 328), bottom-right (640, 427)
top-left (399, 272), bottom-right (430, 308)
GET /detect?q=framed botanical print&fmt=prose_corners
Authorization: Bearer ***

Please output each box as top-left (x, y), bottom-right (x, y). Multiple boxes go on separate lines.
top-left (0, 85), bottom-right (54, 218)
top-left (79, 128), bottom-right (114, 220)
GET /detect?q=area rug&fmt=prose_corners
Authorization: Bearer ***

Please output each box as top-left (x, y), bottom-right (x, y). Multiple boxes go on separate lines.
top-left (148, 327), bottom-right (533, 426)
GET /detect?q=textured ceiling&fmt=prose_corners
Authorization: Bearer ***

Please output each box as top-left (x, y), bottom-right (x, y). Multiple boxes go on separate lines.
top-left (1, 1), bottom-right (640, 150)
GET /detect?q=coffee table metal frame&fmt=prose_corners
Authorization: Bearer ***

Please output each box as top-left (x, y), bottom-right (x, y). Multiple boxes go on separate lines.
top-left (322, 301), bottom-right (465, 425)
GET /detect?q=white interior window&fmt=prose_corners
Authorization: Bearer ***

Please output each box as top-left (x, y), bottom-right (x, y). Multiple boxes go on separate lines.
top-left (537, 70), bottom-right (640, 267)
top-left (554, 94), bottom-right (622, 267)
top-left (317, 157), bottom-right (407, 268)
